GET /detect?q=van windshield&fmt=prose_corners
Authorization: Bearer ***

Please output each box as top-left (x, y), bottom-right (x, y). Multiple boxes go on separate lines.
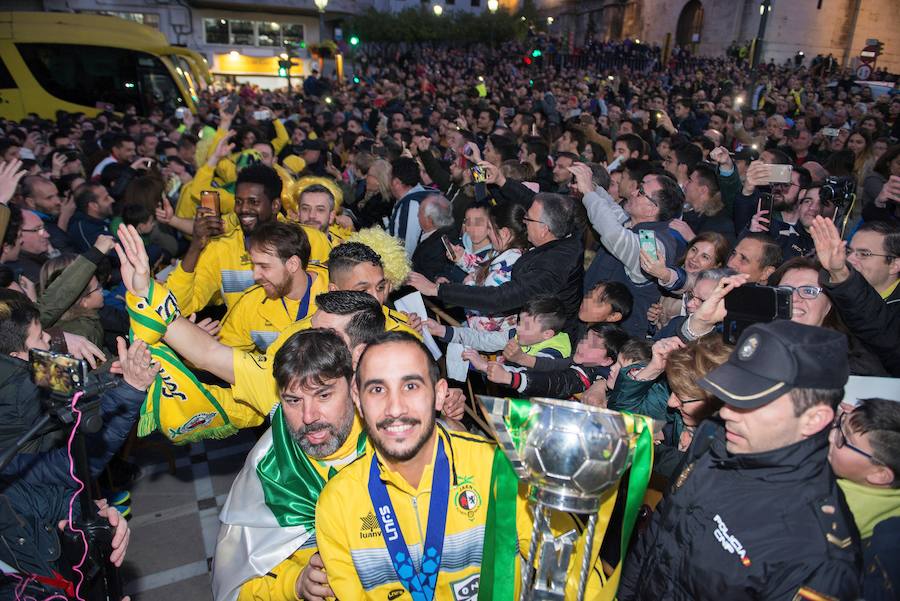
top-left (16, 43), bottom-right (185, 115)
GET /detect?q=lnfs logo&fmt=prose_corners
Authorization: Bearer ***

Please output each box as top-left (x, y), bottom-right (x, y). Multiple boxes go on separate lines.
top-left (379, 506), bottom-right (399, 541)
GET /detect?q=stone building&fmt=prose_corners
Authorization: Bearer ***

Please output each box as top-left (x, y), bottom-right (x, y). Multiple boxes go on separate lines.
top-left (540, 0), bottom-right (899, 74)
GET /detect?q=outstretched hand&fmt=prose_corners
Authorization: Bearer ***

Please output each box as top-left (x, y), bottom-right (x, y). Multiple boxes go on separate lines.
top-left (809, 216), bottom-right (849, 283)
top-left (115, 223), bottom-right (151, 298)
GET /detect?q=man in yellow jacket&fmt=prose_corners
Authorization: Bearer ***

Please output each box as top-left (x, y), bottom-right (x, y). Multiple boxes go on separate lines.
top-left (316, 333), bottom-right (608, 601)
top-left (166, 164), bottom-right (330, 315)
top-left (218, 221), bottom-right (329, 353)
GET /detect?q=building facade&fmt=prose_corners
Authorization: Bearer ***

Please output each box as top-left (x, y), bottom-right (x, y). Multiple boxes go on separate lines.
top-left (540, 0), bottom-right (899, 74)
top-left (1, 0), bottom-right (381, 87)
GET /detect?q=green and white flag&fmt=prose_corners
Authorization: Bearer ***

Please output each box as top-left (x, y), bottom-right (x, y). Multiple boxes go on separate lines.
top-left (212, 406), bottom-right (366, 601)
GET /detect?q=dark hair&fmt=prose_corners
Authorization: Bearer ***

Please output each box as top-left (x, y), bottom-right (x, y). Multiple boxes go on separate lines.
top-left (273, 328), bottom-right (353, 392)
top-left (237, 164), bottom-right (283, 204)
top-left (122, 175), bottom-right (165, 214)
top-left (680, 231), bottom-right (730, 268)
top-left (329, 242), bottom-right (383, 279)
top-left (586, 323), bottom-right (629, 362)
top-left (110, 133), bottom-right (134, 151)
top-left (690, 163), bottom-right (720, 195)
top-left (249, 221), bottom-right (311, 269)
top-left (533, 192), bottom-right (575, 239)
top-left (522, 136), bottom-right (549, 165)
top-left (586, 142), bottom-right (608, 164)
top-left (121, 201), bottom-right (153, 227)
top-left (848, 398), bottom-right (900, 487)
top-left (855, 220), bottom-right (900, 260)
top-left (822, 150), bottom-right (855, 178)
top-left (73, 183), bottom-right (104, 213)
top-left (488, 134), bottom-right (518, 162)
top-left (623, 158), bottom-right (653, 185)
top-left (522, 295), bottom-right (566, 333)
top-left (0, 289), bottom-right (40, 355)
top-left (615, 133), bottom-right (644, 157)
top-left (618, 338), bottom-right (652, 365)
top-left (391, 157), bottom-right (420, 187)
top-left (650, 174), bottom-right (685, 222)
top-left (355, 331), bottom-right (441, 389)
top-left (741, 232), bottom-right (783, 269)
top-left (789, 387), bottom-right (844, 417)
top-left (2, 205), bottom-right (22, 249)
top-left (673, 144), bottom-right (703, 173)
top-left (675, 98), bottom-right (693, 112)
top-left (562, 128), bottom-right (586, 153)
top-left (314, 290), bottom-right (385, 348)
top-left (873, 145), bottom-right (900, 180)
top-left (590, 280), bottom-right (634, 320)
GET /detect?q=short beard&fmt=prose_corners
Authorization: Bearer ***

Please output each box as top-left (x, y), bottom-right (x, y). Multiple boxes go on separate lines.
top-left (289, 408), bottom-right (355, 459)
top-left (260, 274), bottom-right (293, 299)
top-left (365, 414), bottom-right (436, 463)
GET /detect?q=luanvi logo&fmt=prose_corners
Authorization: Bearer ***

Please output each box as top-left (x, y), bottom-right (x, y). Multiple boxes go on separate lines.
top-left (359, 511), bottom-right (381, 539)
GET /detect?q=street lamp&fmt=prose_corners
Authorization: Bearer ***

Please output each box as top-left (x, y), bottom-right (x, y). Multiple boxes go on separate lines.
top-left (547, 16), bottom-right (554, 25)
top-left (433, 4), bottom-right (443, 16)
top-left (314, 0), bottom-right (328, 42)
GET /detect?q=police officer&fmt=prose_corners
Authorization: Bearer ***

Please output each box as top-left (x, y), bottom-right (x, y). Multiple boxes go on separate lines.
top-left (618, 320), bottom-right (861, 600)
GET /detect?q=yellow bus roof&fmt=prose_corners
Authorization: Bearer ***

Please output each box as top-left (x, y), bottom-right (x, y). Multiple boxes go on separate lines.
top-left (0, 12), bottom-right (171, 51)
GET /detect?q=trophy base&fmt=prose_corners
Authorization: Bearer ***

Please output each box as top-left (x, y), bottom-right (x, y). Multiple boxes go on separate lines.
top-left (529, 486), bottom-right (602, 514)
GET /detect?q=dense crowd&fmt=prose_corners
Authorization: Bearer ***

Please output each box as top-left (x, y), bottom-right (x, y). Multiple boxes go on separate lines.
top-left (0, 36), bottom-right (898, 601)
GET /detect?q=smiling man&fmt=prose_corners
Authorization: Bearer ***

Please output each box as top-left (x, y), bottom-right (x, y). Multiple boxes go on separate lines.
top-left (619, 320), bottom-right (861, 601)
top-left (315, 332), bottom-right (608, 601)
top-left (167, 165), bottom-right (331, 315)
top-left (217, 221), bottom-right (329, 352)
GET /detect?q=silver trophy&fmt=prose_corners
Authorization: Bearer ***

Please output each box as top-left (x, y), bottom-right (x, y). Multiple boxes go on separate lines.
top-left (477, 396), bottom-right (634, 601)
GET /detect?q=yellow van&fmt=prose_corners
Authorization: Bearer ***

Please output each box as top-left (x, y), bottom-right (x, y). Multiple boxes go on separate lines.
top-left (0, 11), bottom-right (198, 120)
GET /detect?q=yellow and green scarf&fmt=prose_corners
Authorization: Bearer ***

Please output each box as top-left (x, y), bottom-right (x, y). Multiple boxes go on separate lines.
top-left (126, 280), bottom-right (237, 444)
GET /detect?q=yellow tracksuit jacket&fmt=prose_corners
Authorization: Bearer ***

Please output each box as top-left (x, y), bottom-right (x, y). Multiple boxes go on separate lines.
top-left (217, 268), bottom-right (329, 352)
top-left (315, 428), bottom-right (607, 601)
top-left (231, 305), bottom-right (421, 418)
top-left (165, 213), bottom-right (332, 315)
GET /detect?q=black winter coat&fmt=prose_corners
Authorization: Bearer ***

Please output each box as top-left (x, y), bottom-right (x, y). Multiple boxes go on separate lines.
top-left (619, 422), bottom-right (861, 601)
top-left (436, 234), bottom-right (585, 334)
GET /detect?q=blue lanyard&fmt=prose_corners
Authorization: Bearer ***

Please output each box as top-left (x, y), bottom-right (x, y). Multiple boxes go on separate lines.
top-left (282, 272), bottom-right (313, 322)
top-left (368, 437), bottom-right (450, 601)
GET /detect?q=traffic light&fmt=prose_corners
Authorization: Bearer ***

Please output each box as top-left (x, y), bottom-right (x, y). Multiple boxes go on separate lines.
top-left (531, 49), bottom-right (542, 58)
top-left (353, 76), bottom-right (360, 84)
top-left (523, 56), bottom-right (533, 65)
top-left (876, 41), bottom-right (884, 56)
top-left (349, 35), bottom-right (360, 46)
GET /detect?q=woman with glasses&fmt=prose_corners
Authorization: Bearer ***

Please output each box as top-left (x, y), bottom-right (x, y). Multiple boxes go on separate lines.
top-left (769, 256), bottom-right (888, 375)
top-left (827, 398), bottom-right (900, 601)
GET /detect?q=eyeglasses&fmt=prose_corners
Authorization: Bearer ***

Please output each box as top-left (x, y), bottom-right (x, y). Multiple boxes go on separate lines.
top-left (21, 225), bottom-right (46, 234)
top-left (779, 284), bottom-right (823, 300)
top-left (636, 184), bottom-right (658, 206)
top-left (832, 412), bottom-right (883, 465)
top-left (845, 247), bottom-right (896, 260)
top-left (522, 216), bottom-right (545, 226)
top-left (684, 291), bottom-right (708, 304)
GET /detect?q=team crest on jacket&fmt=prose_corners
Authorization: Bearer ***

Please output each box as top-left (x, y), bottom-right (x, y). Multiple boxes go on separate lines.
top-left (455, 483), bottom-right (481, 519)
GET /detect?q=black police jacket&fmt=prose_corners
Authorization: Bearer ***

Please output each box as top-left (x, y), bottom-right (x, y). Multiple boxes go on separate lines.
top-left (619, 421), bottom-right (861, 601)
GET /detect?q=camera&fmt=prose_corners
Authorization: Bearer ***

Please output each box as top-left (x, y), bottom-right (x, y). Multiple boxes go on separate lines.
top-left (820, 176), bottom-right (856, 234)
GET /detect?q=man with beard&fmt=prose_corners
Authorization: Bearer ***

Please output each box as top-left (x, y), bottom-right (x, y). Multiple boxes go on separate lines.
top-left (734, 157), bottom-right (806, 234)
top-left (216, 221), bottom-right (329, 352)
top-left (212, 329), bottom-right (372, 601)
top-left (297, 183), bottom-right (347, 244)
top-left (316, 333), bottom-right (607, 601)
top-left (166, 165), bottom-right (331, 315)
